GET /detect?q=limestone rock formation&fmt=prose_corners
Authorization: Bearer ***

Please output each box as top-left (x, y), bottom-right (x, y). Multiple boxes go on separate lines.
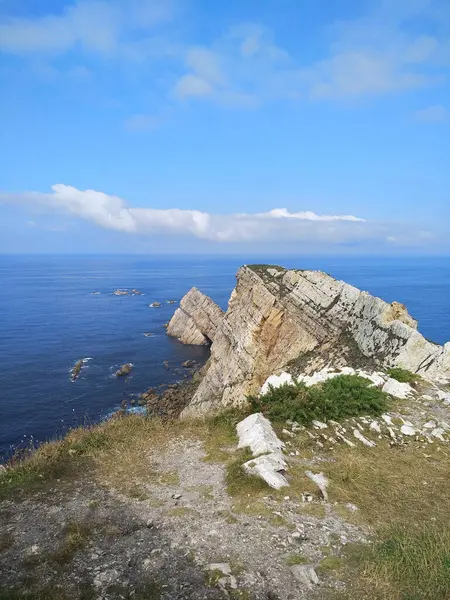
top-left (181, 265), bottom-right (450, 417)
top-left (166, 287), bottom-right (224, 345)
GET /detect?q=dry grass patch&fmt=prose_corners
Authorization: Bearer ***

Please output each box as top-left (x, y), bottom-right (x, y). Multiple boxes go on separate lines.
top-left (321, 440), bottom-right (450, 599)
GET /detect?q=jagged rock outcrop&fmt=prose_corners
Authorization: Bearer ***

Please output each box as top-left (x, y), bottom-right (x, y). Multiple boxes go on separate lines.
top-left (180, 265), bottom-right (450, 417)
top-left (166, 287), bottom-right (224, 345)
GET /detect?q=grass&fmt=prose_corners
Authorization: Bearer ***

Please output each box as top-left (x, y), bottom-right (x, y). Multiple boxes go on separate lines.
top-left (0, 427), bottom-right (111, 501)
top-left (285, 554), bottom-right (308, 566)
top-left (225, 448), bottom-right (270, 497)
top-left (387, 367), bottom-right (420, 383)
top-left (249, 375), bottom-right (388, 425)
top-left (322, 441), bottom-right (450, 600)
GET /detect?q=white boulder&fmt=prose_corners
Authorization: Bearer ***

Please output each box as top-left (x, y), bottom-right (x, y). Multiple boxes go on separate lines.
top-left (237, 413), bottom-right (285, 455)
top-left (382, 378), bottom-right (414, 399)
top-left (260, 372), bottom-right (295, 394)
top-left (242, 453), bottom-right (289, 490)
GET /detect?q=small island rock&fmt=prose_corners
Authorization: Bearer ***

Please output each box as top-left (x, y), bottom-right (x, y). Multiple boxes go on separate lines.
top-left (115, 363), bottom-right (133, 377)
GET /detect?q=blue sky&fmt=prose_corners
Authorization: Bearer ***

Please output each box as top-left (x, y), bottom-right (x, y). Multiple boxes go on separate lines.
top-left (0, 0), bottom-right (449, 254)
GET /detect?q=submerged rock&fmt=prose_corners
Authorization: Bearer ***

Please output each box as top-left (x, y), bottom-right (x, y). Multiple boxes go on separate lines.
top-left (149, 302), bottom-right (162, 308)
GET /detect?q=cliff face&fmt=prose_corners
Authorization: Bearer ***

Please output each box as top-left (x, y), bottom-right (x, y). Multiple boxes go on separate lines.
top-left (166, 287), bottom-right (224, 345)
top-left (178, 265), bottom-right (450, 417)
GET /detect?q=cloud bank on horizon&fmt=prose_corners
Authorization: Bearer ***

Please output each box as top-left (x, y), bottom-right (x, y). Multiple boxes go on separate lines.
top-left (0, 184), bottom-right (434, 247)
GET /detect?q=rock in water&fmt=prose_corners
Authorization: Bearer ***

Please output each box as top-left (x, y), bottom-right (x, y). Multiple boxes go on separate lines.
top-left (166, 287), bottom-right (224, 345)
top-left (149, 302), bottom-right (161, 308)
top-left (181, 265), bottom-right (450, 417)
top-left (71, 359), bottom-right (84, 381)
top-left (115, 363), bottom-right (133, 377)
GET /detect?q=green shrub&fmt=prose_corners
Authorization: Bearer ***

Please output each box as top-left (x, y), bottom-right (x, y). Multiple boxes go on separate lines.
top-left (249, 375), bottom-right (388, 425)
top-left (387, 367), bottom-right (419, 384)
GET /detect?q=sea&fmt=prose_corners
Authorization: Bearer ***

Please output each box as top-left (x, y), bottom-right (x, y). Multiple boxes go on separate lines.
top-left (1, 254), bottom-right (449, 460)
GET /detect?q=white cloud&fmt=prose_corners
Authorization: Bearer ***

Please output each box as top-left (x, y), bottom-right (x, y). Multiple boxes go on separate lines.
top-left (1, 184), bottom-right (374, 244)
top-left (1, 0), bottom-right (448, 106)
top-left (0, 0), bottom-right (176, 56)
top-left (413, 104), bottom-right (449, 122)
top-left (174, 74), bottom-right (213, 98)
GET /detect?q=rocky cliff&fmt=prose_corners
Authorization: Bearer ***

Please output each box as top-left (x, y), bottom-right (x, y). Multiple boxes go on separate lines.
top-left (168, 265), bottom-right (450, 417)
top-left (166, 287), bottom-right (224, 345)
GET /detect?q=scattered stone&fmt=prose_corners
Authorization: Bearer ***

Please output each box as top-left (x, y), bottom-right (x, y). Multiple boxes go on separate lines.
top-left (335, 432), bottom-right (356, 447)
top-left (146, 520), bottom-right (154, 528)
top-left (400, 425), bottom-right (416, 436)
top-left (312, 420), bottom-right (328, 429)
top-left (370, 421), bottom-right (381, 433)
top-left (302, 493), bottom-right (313, 502)
top-left (113, 289), bottom-right (129, 296)
top-left (305, 471), bottom-right (329, 501)
top-left (431, 428), bottom-right (446, 442)
top-left (172, 493), bottom-right (183, 500)
top-left (149, 302), bottom-right (162, 308)
top-left (290, 564), bottom-right (319, 588)
top-left (163, 360), bottom-right (170, 369)
top-left (353, 429), bottom-right (376, 447)
top-left (423, 420), bottom-right (437, 429)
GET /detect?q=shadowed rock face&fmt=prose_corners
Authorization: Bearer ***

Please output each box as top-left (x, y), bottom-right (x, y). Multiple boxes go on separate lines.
top-left (180, 265), bottom-right (450, 417)
top-left (166, 287), bottom-right (224, 346)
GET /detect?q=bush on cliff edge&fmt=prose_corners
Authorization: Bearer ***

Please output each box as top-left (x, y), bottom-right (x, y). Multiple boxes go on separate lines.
top-left (248, 374), bottom-right (388, 424)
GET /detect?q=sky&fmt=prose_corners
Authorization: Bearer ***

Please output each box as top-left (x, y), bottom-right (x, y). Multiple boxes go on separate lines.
top-left (0, 0), bottom-right (449, 255)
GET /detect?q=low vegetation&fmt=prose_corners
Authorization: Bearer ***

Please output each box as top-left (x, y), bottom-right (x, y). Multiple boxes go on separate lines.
top-left (249, 375), bottom-right (388, 425)
top-left (387, 367), bottom-right (420, 383)
top-left (323, 441), bottom-right (450, 600)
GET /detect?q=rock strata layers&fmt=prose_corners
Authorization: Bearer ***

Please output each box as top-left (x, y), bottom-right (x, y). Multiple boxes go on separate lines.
top-left (166, 287), bottom-right (224, 345)
top-left (179, 265), bottom-right (450, 417)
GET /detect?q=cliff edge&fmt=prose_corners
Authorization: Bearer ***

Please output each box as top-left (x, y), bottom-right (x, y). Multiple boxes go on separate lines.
top-left (171, 265), bottom-right (450, 417)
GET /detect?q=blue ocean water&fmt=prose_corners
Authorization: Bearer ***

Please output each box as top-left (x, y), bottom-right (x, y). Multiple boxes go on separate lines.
top-left (1, 255), bottom-right (449, 459)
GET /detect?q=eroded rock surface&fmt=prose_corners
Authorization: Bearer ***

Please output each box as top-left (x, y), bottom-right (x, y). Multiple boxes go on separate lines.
top-left (167, 288), bottom-right (224, 346)
top-left (181, 265), bottom-right (450, 416)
